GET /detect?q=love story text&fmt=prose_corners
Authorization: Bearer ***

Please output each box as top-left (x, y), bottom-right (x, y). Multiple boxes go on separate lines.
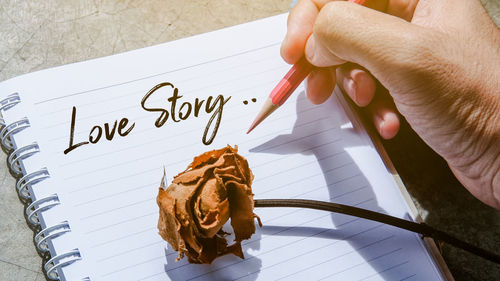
top-left (63, 82), bottom-right (231, 154)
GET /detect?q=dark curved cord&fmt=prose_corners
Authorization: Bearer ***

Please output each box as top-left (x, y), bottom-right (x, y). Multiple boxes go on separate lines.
top-left (254, 198), bottom-right (500, 265)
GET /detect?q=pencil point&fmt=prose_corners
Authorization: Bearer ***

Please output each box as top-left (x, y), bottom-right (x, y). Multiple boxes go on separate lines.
top-left (246, 98), bottom-right (278, 134)
top-left (247, 119), bottom-right (259, 134)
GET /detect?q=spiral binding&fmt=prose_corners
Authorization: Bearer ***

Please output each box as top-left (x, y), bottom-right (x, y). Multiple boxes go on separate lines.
top-left (16, 167), bottom-right (50, 200)
top-left (0, 93), bottom-right (84, 281)
top-left (34, 221), bottom-right (71, 252)
top-left (45, 249), bottom-right (82, 280)
top-left (0, 93), bottom-right (21, 111)
top-left (26, 194), bottom-right (61, 226)
top-left (8, 142), bottom-right (40, 176)
top-left (0, 117), bottom-right (30, 151)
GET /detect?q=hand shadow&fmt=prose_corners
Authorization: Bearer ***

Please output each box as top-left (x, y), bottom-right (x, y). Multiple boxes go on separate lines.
top-left (249, 91), bottom-right (409, 280)
top-left (163, 223), bottom-right (263, 281)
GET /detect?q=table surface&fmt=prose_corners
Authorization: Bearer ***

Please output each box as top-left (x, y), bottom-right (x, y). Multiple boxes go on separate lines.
top-left (0, 1), bottom-right (499, 281)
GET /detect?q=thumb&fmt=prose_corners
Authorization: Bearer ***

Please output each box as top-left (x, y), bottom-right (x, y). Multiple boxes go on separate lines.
top-left (305, 1), bottom-right (430, 84)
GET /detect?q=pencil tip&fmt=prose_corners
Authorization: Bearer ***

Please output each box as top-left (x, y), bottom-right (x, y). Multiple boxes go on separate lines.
top-left (247, 119), bottom-right (258, 134)
top-left (246, 98), bottom-right (278, 135)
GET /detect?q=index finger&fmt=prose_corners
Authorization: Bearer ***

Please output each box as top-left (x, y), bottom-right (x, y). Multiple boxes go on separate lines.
top-left (280, 0), bottom-right (321, 64)
top-left (280, 0), bottom-right (379, 65)
top-left (280, 0), bottom-right (417, 65)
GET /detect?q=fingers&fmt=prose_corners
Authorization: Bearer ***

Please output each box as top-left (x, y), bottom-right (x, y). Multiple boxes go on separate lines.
top-left (282, 0), bottom-right (419, 66)
top-left (283, 0), bottom-right (413, 140)
top-left (336, 63), bottom-right (399, 138)
top-left (363, 86), bottom-right (400, 139)
top-left (281, 0), bottom-right (320, 64)
top-left (280, 0), bottom-right (344, 65)
top-left (305, 1), bottom-right (423, 80)
top-left (334, 62), bottom-right (400, 139)
top-left (371, 103), bottom-right (400, 139)
top-left (336, 64), bottom-right (376, 107)
top-left (306, 67), bottom-right (335, 104)
top-left (304, 62), bottom-right (400, 138)
top-left (386, 0), bottom-right (419, 21)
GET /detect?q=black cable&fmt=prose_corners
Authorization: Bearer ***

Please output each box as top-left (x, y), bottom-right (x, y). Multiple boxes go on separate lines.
top-left (254, 198), bottom-right (500, 265)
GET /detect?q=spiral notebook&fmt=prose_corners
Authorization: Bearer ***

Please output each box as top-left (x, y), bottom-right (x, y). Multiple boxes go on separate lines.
top-left (0, 13), bottom-right (452, 281)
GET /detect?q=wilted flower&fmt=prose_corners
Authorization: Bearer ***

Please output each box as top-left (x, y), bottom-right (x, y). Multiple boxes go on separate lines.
top-left (157, 145), bottom-right (261, 264)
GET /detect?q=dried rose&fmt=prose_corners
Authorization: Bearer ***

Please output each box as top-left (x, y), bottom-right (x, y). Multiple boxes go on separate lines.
top-left (157, 145), bottom-right (261, 264)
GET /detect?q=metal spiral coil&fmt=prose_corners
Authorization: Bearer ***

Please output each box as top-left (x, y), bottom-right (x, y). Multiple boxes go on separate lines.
top-left (8, 142), bottom-right (40, 176)
top-left (16, 167), bottom-right (50, 200)
top-left (1, 93), bottom-right (82, 280)
top-left (34, 221), bottom-right (71, 253)
top-left (0, 93), bottom-right (21, 111)
top-left (0, 117), bottom-right (30, 151)
top-left (44, 249), bottom-right (82, 280)
top-left (25, 194), bottom-right (60, 226)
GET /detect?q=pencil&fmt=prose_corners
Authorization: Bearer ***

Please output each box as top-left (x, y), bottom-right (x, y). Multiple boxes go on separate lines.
top-left (247, 0), bottom-right (366, 134)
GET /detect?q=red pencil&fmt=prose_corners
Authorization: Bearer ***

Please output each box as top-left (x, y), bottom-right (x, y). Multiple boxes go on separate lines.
top-left (247, 0), bottom-right (366, 134)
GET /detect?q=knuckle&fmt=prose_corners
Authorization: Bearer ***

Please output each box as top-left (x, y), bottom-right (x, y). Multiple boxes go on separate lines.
top-left (389, 28), bottom-right (441, 72)
top-left (313, 2), bottom-right (357, 45)
top-left (314, 2), bottom-right (345, 40)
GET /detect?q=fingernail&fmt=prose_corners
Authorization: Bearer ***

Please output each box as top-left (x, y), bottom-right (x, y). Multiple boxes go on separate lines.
top-left (374, 113), bottom-right (385, 136)
top-left (351, 71), bottom-right (370, 105)
top-left (343, 77), bottom-right (357, 101)
top-left (305, 36), bottom-right (315, 62)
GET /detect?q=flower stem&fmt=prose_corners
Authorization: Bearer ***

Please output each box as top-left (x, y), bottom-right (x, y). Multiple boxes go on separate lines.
top-left (254, 198), bottom-right (500, 264)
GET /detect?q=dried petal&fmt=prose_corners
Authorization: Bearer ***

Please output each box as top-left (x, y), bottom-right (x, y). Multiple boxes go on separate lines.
top-left (157, 145), bottom-right (259, 264)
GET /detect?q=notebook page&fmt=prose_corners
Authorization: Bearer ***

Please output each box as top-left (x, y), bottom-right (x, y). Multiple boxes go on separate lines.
top-left (8, 14), bottom-right (444, 281)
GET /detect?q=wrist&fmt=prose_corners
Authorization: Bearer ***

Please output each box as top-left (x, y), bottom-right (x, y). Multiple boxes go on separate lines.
top-left (449, 152), bottom-right (500, 209)
top-left (447, 69), bottom-right (500, 209)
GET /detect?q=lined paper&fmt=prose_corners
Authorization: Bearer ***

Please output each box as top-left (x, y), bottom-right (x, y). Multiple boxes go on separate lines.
top-left (2, 14), bottom-right (445, 281)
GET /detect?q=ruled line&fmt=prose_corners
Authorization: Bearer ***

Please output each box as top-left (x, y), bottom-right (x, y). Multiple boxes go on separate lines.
top-left (97, 240), bottom-right (164, 262)
top-left (78, 151), bottom-right (363, 223)
top-left (34, 42), bottom-right (280, 105)
top-left (359, 260), bottom-right (410, 280)
top-left (44, 74), bottom-right (284, 142)
top-left (69, 168), bottom-right (156, 193)
top-left (85, 211), bottom-right (156, 234)
top-left (73, 181), bottom-right (155, 207)
top-left (250, 129), bottom-right (339, 154)
top-left (58, 94), bottom-right (312, 167)
top-left (248, 236), bottom-right (398, 281)
top-left (90, 227), bottom-right (156, 248)
top-left (80, 197), bottom-right (154, 221)
top-left (100, 255), bottom-right (166, 277)
top-left (250, 137), bottom-right (341, 169)
top-left (316, 248), bottom-right (405, 281)
top-left (41, 65), bottom-right (283, 130)
top-left (104, 208), bottom-right (336, 278)
top-left (37, 53), bottom-right (278, 117)
top-left (63, 100), bottom-right (324, 181)
top-left (255, 151), bottom-right (346, 183)
top-left (256, 169), bottom-right (361, 197)
top-left (186, 218), bottom-right (384, 280)
top-left (175, 199), bottom-right (375, 279)
top-left (106, 198), bottom-right (373, 279)
top-left (399, 273), bottom-right (417, 280)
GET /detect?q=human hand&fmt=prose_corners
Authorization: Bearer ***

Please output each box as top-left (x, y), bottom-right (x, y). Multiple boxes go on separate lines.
top-left (281, 0), bottom-right (500, 208)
